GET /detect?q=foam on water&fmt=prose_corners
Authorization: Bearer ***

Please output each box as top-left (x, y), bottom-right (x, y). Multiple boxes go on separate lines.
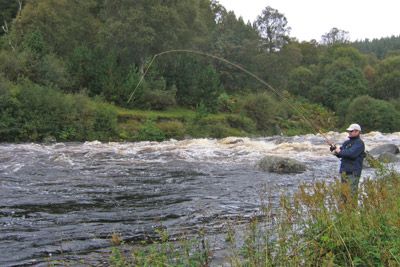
top-left (1, 132), bottom-right (398, 165)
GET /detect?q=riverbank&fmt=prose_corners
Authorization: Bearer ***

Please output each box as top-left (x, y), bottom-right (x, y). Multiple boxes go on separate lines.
top-left (115, 107), bottom-right (257, 142)
top-left (108, 164), bottom-right (400, 266)
top-left (0, 78), bottom-right (338, 143)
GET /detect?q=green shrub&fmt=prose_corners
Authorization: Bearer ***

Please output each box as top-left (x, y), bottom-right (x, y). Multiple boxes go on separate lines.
top-left (280, 98), bottom-right (338, 134)
top-left (174, 56), bottom-right (222, 111)
top-left (345, 95), bottom-right (400, 132)
top-left (0, 49), bottom-right (30, 81)
top-left (136, 88), bottom-right (177, 110)
top-left (0, 77), bottom-right (21, 141)
top-left (217, 93), bottom-right (240, 113)
top-left (0, 79), bottom-right (119, 142)
top-left (241, 93), bottom-right (281, 134)
top-left (103, 66), bottom-right (141, 108)
top-left (157, 120), bottom-right (185, 139)
top-left (188, 116), bottom-right (243, 138)
top-left (226, 114), bottom-right (256, 133)
top-left (0, 46), bottom-right (70, 89)
top-left (109, 230), bottom-right (210, 267)
top-left (136, 119), bottom-right (166, 142)
top-left (90, 103), bottom-right (118, 140)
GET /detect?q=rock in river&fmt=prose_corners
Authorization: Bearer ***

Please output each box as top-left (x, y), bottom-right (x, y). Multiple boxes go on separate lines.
top-left (257, 156), bottom-right (306, 174)
top-left (377, 152), bottom-right (400, 163)
top-left (369, 144), bottom-right (399, 156)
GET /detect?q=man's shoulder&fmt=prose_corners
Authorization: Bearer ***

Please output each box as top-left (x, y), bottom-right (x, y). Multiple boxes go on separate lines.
top-left (353, 137), bottom-right (365, 151)
top-left (355, 137), bottom-right (365, 145)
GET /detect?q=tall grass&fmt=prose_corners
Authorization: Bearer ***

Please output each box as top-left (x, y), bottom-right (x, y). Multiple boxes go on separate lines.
top-left (109, 230), bottom-right (210, 267)
top-left (109, 166), bottom-right (400, 266)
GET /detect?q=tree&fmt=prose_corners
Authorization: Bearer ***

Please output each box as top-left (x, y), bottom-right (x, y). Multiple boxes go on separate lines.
top-left (296, 40), bottom-right (321, 66)
top-left (372, 55), bottom-right (400, 100)
top-left (11, 0), bottom-right (99, 56)
top-left (253, 6), bottom-right (291, 52)
top-left (99, 0), bottom-right (216, 70)
top-left (210, 9), bottom-right (260, 92)
top-left (321, 27), bottom-right (350, 45)
top-left (310, 59), bottom-right (369, 110)
top-left (288, 66), bottom-right (315, 97)
top-left (352, 35), bottom-right (400, 59)
top-left (345, 95), bottom-right (400, 132)
top-left (0, 0), bottom-right (23, 36)
top-left (173, 55), bottom-right (222, 111)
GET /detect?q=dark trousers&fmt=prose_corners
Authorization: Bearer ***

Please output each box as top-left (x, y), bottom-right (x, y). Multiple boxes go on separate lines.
top-left (341, 172), bottom-right (360, 198)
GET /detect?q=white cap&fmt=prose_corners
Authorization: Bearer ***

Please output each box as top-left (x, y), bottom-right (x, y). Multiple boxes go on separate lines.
top-left (346, 123), bottom-right (361, 132)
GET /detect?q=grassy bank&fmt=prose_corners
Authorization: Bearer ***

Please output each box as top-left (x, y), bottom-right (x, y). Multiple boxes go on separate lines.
top-left (115, 106), bottom-right (258, 141)
top-left (108, 164), bottom-right (400, 266)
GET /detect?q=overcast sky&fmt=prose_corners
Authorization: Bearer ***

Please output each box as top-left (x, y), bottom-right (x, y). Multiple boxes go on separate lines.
top-left (217, 0), bottom-right (400, 42)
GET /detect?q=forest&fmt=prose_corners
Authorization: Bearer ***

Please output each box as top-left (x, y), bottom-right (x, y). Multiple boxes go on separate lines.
top-left (1, 0), bottom-right (400, 142)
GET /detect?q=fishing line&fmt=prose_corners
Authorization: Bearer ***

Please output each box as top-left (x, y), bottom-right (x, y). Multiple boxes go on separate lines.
top-left (127, 49), bottom-right (333, 146)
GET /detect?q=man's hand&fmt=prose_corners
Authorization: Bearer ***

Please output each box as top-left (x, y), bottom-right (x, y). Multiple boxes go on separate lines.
top-left (334, 147), bottom-right (341, 154)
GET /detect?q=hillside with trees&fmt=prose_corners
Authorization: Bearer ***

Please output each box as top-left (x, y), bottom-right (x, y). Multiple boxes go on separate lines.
top-left (352, 35), bottom-right (400, 59)
top-left (1, 0), bottom-right (399, 142)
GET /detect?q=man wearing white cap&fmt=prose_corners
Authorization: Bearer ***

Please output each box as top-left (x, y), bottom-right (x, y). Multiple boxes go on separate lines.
top-left (333, 123), bottom-right (365, 198)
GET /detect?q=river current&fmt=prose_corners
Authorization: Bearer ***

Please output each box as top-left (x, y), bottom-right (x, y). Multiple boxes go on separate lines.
top-left (1, 132), bottom-right (399, 266)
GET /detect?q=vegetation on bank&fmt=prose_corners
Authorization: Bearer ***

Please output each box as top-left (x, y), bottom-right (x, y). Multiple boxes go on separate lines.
top-left (0, 76), bottom-right (336, 142)
top-left (107, 164), bottom-right (400, 266)
top-left (1, 0), bottom-right (400, 142)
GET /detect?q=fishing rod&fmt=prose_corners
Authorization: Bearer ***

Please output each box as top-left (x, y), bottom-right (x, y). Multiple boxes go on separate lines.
top-left (127, 49), bottom-right (336, 149)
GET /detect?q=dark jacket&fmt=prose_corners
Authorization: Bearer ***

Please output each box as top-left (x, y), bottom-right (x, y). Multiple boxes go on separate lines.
top-left (336, 136), bottom-right (365, 176)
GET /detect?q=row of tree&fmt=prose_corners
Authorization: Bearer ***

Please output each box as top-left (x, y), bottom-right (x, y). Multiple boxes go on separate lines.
top-left (0, 0), bottom-right (399, 141)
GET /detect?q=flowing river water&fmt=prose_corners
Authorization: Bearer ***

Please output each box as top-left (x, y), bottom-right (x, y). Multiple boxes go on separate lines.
top-left (1, 132), bottom-right (399, 266)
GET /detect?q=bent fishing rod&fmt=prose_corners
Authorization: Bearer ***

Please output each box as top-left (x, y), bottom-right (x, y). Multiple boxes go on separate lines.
top-left (127, 49), bottom-right (336, 149)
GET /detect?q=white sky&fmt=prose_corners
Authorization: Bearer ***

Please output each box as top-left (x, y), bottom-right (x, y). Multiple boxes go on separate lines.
top-left (217, 0), bottom-right (400, 42)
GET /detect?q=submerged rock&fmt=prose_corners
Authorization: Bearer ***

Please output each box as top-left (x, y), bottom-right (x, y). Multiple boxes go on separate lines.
top-left (369, 144), bottom-right (399, 156)
top-left (257, 156), bottom-right (306, 174)
top-left (219, 137), bottom-right (244, 145)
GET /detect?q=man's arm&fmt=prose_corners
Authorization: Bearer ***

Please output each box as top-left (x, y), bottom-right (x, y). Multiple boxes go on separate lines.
top-left (337, 140), bottom-right (364, 159)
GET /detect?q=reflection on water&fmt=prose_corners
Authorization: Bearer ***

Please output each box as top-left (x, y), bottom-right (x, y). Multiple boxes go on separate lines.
top-left (0, 132), bottom-right (399, 265)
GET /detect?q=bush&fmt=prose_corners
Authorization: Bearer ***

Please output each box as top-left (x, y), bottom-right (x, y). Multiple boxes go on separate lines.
top-left (226, 114), bottom-right (256, 133)
top-left (174, 56), bottom-right (222, 111)
top-left (241, 93), bottom-right (281, 134)
top-left (0, 49), bottom-right (29, 81)
top-left (0, 79), bottom-right (119, 142)
top-left (136, 119), bottom-right (166, 142)
top-left (188, 116), bottom-right (244, 138)
top-left (316, 64), bottom-right (369, 110)
top-left (217, 93), bottom-right (240, 113)
top-left (287, 66), bottom-right (315, 97)
top-left (0, 77), bottom-right (21, 141)
top-left (345, 95), bottom-right (400, 132)
top-left (280, 97), bottom-right (338, 134)
top-left (157, 120), bottom-right (185, 139)
top-left (90, 102), bottom-right (118, 140)
top-left (136, 88), bottom-right (177, 110)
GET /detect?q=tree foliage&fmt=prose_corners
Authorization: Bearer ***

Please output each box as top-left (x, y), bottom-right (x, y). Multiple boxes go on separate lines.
top-left (345, 96), bottom-right (400, 133)
top-left (0, 0), bottom-right (399, 139)
top-left (321, 27), bottom-right (350, 45)
top-left (372, 55), bottom-right (400, 100)
top-left (352, 35), bottom-right (400, 59)
top-left (253, 6), bottom-right (291, 52)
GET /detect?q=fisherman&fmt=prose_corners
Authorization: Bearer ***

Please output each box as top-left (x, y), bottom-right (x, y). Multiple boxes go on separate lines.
top-left (332, 123), bottom-right (365, 199)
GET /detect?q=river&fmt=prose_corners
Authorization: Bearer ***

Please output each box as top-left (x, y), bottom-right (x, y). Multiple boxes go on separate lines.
top-left (1, 132), bottom-right (399, 266)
